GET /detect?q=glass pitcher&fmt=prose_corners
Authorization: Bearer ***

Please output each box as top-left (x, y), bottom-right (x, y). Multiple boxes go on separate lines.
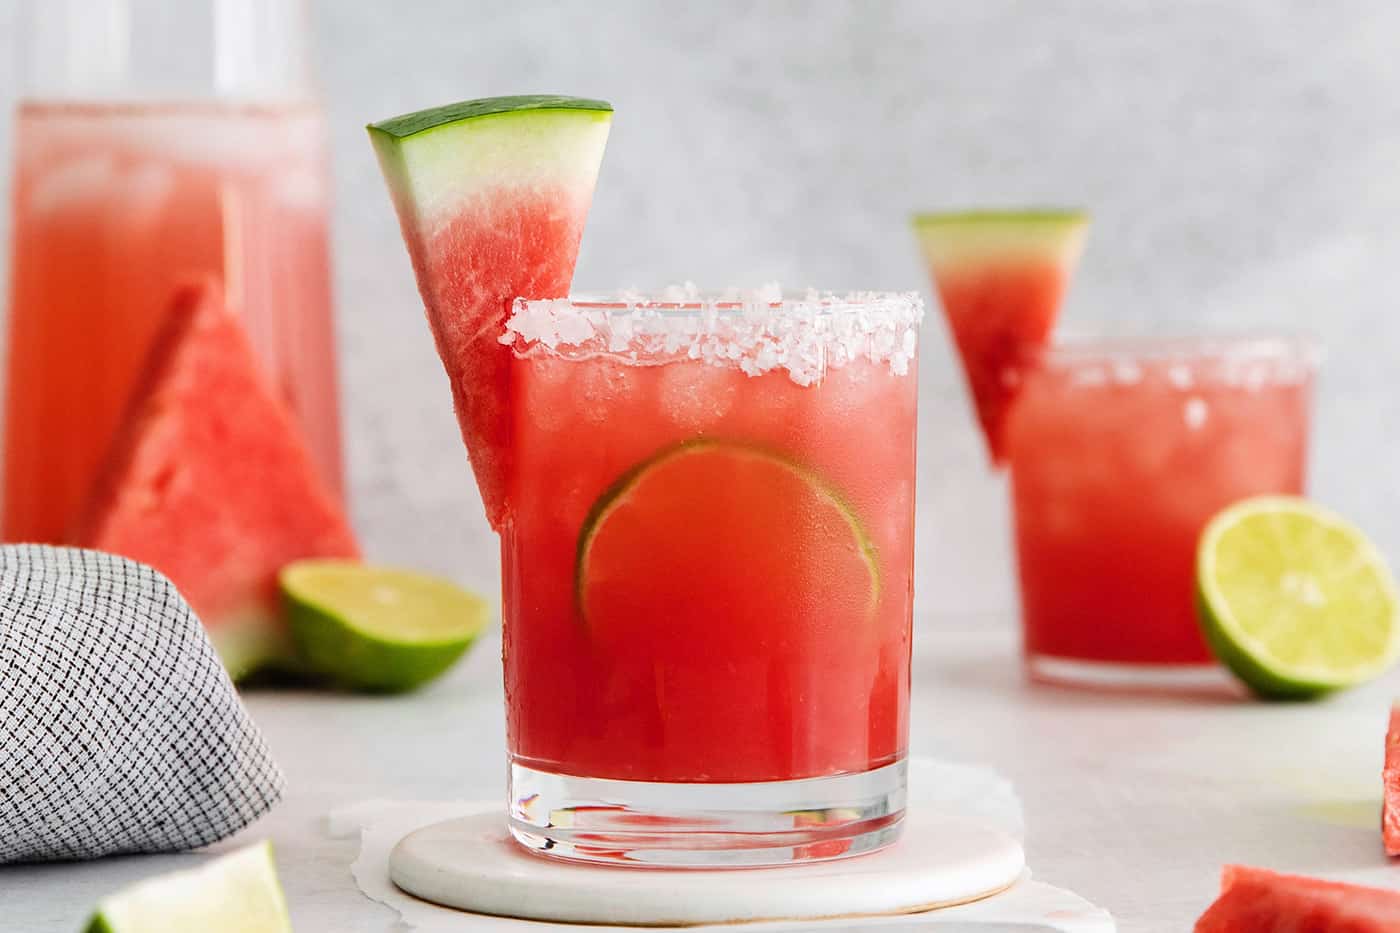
top-left (3, 0), bottom-right (343, 543)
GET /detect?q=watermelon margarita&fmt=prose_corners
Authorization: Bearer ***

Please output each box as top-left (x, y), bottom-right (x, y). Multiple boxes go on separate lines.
top-left (1005, 338), bottom-right (1317, 686)
top-left (372, 95), bottom-right (920, 865)
top-left (501, 290), bottom-right (921, 864)
top-left (2, 101), bottom-right (342, 543)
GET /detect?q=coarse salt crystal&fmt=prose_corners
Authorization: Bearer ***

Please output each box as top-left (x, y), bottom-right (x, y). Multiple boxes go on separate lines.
top-left (505, 288), bottom-right (924, 385)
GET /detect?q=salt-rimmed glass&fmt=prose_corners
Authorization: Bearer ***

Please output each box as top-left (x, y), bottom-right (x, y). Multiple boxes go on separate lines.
top-left (499, 288), bottom-right (922, 866)
top-left (1004, 335), bottom-right (1320, 689)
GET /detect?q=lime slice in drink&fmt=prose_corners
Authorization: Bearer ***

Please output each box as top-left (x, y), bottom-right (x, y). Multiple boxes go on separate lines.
top-left (1196, 496), bottom-right (1400, 699)
top-left (281, 560), bottom-right (488, 693)
top-left (576, 440), bottom-right (879, 638)
top-left (84, 841), bottom-right (290, 933)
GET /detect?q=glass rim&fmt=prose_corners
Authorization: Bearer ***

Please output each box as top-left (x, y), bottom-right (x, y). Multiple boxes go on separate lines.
top-left (1033, 332), bottom-right (1324, 367)
top-left (505, 288), bottom-right (923, 384)
top-left (513, 288), bottom-right (924, 318)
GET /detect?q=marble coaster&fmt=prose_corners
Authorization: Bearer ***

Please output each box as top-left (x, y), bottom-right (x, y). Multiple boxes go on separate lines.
top-left (389, 805), bottom-right (1025, 926)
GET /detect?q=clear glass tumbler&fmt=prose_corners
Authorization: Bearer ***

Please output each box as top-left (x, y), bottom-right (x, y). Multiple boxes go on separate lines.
top-left (1005, 336), bottom-right (1319, 689)
top-left (499, 290), bottom-right (922, 866)
top-left (3, 0), bottom-right (343, 542)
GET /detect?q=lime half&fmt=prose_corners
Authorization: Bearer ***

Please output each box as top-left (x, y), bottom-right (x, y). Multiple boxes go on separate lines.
top-left (281, 560), bottom-right (488, 693)
top-left (1197, 496), bottom-right (1400, 699)
top-left (85, 841), bottom-right (290, 933)
top-left (576, 440), bottom-right (879, 636)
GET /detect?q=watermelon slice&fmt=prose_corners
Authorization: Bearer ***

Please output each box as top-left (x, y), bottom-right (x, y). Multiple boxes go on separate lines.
top-left (1385, 703), bottom-right (1400, 855)
top-left (74, 281), bottom-right (360, 680)
top-left (368, 95), bottom-right (612, 528)
top-left (912, 209), bottom-right (1088, 464)
top-left (1195, 865), bottom-right (1400, 931)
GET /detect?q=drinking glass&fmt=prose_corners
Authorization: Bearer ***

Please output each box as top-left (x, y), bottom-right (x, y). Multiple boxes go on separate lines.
top-left (500, 290), bottom-right (922, 866)
top-left (1005, 336), bottom-right (1318, 688)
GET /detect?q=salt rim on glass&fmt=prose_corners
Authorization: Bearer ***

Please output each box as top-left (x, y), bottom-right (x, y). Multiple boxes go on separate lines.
top-left (1036, 334), bottom-right (1324, 392)
top-left (502, 283), bottom-right (925, 386)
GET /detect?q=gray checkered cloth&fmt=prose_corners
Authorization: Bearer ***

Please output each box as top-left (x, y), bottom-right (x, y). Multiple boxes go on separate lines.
top-left (0, 545), bottom-right (284, 862)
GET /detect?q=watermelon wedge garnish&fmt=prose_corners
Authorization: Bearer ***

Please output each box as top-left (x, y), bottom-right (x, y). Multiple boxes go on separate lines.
top-left (912, 209), bottom-right (1088, 464)
top-left (74, 281), bottom-right (360, 680)
top-left (368, 95), bottom-right (612, 528)
top-left (1385, 703), bottom-right (1400, 855)
top-left (1195, 864), bottom-right (1400, 931)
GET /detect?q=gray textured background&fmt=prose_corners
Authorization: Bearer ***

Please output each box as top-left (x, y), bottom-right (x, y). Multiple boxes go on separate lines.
top-left (2, 0), bottom-right (1398, 619)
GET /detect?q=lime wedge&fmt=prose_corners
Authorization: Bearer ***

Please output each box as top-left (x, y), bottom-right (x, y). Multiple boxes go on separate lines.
top-left (84, 841), bottom-right (290, 933)
top-left (1197, 496), bottom-right (1400, 699)
top-left (281, 560), bottom-right (488, 693)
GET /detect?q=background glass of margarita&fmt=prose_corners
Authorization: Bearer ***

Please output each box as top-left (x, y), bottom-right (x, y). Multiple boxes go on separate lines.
top-left (1005, 336), bottom-right (1319, 689)
top-left (499, 290), bottom-right (921, 867)
top-left (2, 0), bottom-right (343, 543)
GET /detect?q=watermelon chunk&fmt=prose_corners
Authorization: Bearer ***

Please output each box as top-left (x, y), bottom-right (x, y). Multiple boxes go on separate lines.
top-left (1195, 864), bottom-right (1400, 931)
top-left (1385, 703), bottom-right (1400, 855)
top-left (912, 209), bottom-right (1088, 464)
top-left (368, 95), bottom-right (612, 528)
top-left (74, 281), bottom-right (360, 680)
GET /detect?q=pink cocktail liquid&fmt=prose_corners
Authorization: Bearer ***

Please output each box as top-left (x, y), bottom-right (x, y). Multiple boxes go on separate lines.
top-left (1006, 338), bottom-right (1316, 685)
top-left (3, 101), bottom-right (342, 542)
top-left (500, 292), bottom-right (921, 865)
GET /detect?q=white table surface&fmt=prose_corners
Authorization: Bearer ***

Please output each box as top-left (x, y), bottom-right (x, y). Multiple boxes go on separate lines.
top-left (3, 618), bottom-right (1396, 933)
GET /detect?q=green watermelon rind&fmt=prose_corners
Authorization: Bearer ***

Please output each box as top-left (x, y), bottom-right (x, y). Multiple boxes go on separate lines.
top-left (368, 95), bottom-right (613, 231)
top-left (368, 94), bottom-right (612, 140)
top-left (368, 99), bottom-right (612, 232)
top-left (910, 208), bottom-right (1088, 229)
top-left (574, 439), bottom-right (881, 622)
top-left (911, 209), bottom-right (1090, 265)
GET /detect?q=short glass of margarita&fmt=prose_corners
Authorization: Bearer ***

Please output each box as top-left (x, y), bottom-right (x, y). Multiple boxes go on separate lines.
top-left (1005, 336), bottom-right (1318, 688)
top-left (500, 289), bottom-right (922, 866)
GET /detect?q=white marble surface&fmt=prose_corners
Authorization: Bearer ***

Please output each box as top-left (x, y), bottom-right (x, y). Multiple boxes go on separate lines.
top-left (3, 2), bottom-right (1400, 616)
top-left (3, 622), bottom-right (1398, 932)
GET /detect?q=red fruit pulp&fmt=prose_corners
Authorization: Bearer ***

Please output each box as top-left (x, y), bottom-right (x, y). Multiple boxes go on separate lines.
top-left (1195, 864), bottom-right (1400, 932)
top-left (1385, 704), bottom-right (1400, 856)
top-left (933, 260), bottom-right (1068, 463)
top-left (409, 189), bottom-right (589, 528)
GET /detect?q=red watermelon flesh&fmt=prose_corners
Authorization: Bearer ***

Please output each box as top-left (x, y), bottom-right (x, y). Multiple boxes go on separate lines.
top-left (1195, 864), bottom-right (1400, 932)
top-left (74, 281), bottom-right (360, 679)
top-left (369, 96), bottom-right (612, 528)
top-left (1385, 703), bottom-right (1400, 856)
top-left (913, 210), bottom-right (1088, 464)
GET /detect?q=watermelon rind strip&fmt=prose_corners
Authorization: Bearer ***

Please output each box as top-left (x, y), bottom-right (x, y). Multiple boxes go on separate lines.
top-left (369, 94), bottom-right (613, 140)
top-left (911, 208), bottom-right (1089, 230)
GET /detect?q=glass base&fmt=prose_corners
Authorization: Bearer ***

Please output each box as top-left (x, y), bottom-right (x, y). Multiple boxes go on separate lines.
top-left (1027, 653), bottom-right (1238, 693)
top-left (508, 758), bottom-right (907, 868)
